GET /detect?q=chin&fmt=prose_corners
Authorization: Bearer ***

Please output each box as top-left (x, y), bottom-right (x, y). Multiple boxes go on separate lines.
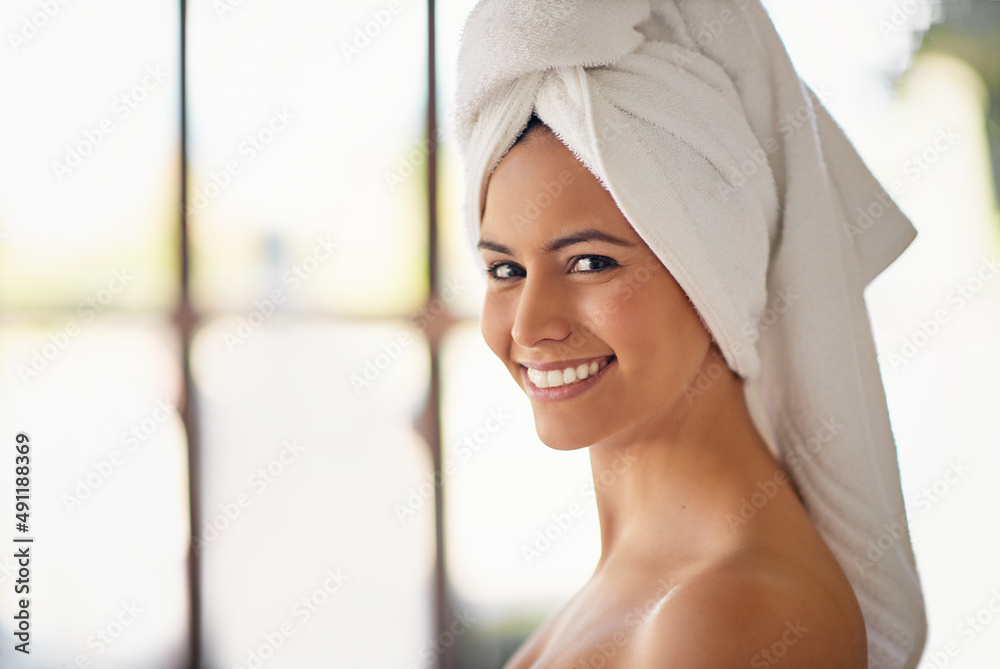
top-left (531, 409), bottom-right (603, 451)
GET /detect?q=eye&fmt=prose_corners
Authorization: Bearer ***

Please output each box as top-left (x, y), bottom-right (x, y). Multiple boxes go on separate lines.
top-left (485, 261), bottom-right (525, 281)
top-left (570, 255), bottom-right (618, 273)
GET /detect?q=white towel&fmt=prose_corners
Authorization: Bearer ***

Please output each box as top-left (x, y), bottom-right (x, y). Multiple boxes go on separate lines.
top-left (454, 1), bottom-right (927, 667)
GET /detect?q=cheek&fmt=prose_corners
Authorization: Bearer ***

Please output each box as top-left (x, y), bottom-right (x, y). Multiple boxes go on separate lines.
top-left (480, 294), bottom-right (513, 362)
top-left (600, 269), bottom-right (711, 379)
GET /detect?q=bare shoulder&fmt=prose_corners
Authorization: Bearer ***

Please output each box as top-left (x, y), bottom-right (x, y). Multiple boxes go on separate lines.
top-left (633, 554), bottom-right (867, 668)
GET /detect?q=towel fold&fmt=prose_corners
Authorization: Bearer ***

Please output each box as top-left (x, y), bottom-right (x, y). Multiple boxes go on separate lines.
top-left (454, 1), bottom-right (927, 667)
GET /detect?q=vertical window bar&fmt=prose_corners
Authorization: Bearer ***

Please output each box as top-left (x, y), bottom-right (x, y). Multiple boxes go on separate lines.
top-left (178, 1), bottom-right (203, 666)
top-left (418, 1), bottom-right (455, 668)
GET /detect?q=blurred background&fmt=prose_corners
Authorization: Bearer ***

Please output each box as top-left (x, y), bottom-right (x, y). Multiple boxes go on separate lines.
top-left (0, 0), bottom-right (997, 667)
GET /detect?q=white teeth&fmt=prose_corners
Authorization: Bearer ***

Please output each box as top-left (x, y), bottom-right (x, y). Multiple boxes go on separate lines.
top-left (533, 369), bottom-right (548, 388)
top-left (526, 358), bottom-right (611, 389)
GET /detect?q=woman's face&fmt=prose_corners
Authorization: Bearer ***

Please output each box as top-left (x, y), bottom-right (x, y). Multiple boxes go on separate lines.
top-left (478, 128), bottom-right (715, 450)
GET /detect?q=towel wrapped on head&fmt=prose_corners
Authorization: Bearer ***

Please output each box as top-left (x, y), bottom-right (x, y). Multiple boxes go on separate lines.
top-left (454, 1), bottom-right (927, 667)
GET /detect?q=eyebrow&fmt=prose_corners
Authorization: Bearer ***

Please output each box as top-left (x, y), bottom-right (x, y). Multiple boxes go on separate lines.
top-left (476, 228), bottom-right (635, 256)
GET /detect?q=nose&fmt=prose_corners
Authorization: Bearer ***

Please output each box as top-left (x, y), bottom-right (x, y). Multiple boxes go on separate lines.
top-left (511, 273), bottom-right (572, 348)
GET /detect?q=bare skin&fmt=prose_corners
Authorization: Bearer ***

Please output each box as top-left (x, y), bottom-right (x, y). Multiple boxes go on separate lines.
top-left (477, 124), bottom-right (867, 668)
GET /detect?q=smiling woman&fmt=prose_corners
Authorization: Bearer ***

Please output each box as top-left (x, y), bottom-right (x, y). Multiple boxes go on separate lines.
top-left (455, 1), bottom-right (928, 668)
top-left (475, 115), bottom-right (867, 668)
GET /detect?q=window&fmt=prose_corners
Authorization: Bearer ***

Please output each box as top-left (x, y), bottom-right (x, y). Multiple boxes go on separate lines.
top-left (1, 1), bottom-right (996, 667)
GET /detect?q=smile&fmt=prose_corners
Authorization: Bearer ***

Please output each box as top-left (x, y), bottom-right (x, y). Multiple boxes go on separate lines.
top-left (519, 355), bottom-right (616, 403)
top-left (525, 356), bottom-right (613, 388)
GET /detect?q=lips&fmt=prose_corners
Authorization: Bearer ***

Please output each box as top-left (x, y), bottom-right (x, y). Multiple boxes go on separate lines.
top-left (519, 355), bottom-right (616, 402)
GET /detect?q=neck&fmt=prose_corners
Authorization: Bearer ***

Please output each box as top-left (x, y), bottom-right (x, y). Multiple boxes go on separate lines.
top-left (587, 347), bottom-right (780, 574)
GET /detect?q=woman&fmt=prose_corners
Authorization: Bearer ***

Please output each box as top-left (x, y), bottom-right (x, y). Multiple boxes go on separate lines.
top-left (455, 1), bottom-right (927, 668)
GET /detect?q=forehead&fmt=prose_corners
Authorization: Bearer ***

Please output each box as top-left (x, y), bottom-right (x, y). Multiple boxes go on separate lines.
top-left (480, 132), bottom-right (637, 243)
